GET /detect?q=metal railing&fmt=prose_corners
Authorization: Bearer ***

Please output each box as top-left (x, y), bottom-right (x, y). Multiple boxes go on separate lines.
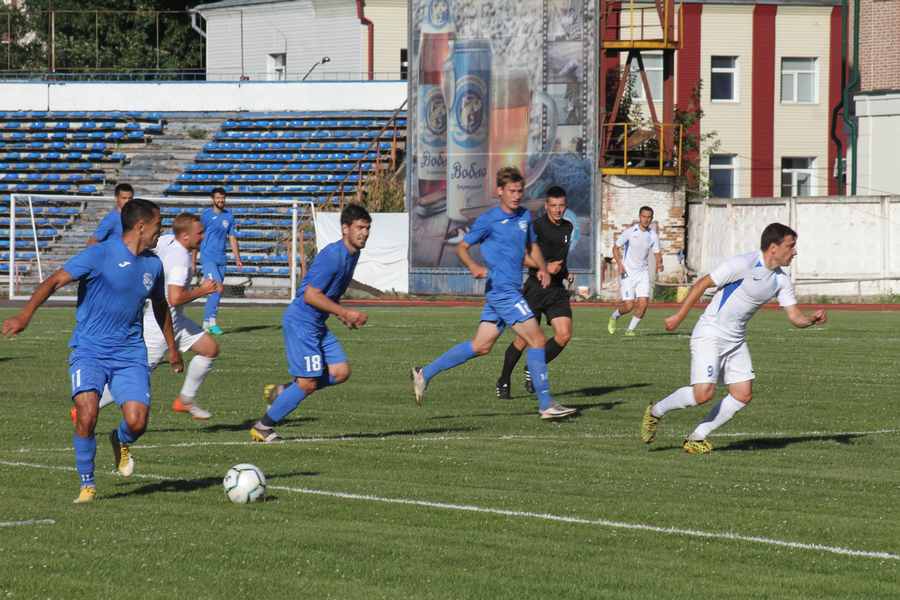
top-left (0, 69), bottom-right (405, 82)
top-left (601, 0), bottom-right (683, 47)
top-left (326, 100), bottom-right (408, 208)
top-left (600, 122), bottom-right (683, 175)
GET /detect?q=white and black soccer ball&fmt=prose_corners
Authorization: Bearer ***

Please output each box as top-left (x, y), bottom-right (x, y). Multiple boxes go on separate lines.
top-left (223, 463), bottom-right (266, 504)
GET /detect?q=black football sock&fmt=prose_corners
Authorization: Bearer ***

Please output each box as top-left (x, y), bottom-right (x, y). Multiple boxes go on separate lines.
top-left (545, 337), bottom-right (565, 363)
top-left (498, 343), bottom-right (524, 384)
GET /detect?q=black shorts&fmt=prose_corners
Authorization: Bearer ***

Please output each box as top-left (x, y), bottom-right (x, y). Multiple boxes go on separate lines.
top-left (523, 279), bottom-right (572, 323)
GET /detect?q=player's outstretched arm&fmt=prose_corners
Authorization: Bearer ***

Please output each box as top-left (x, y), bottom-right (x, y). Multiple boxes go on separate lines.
top-left (612, 244), bottom-right (625, 275)
top-left (151, 295), bottom-right (183, 373)
top-left (303, 285), bottom-right (367, 329)
top-left (527, 242), bottom-right (551, 288)
top-left (167, 280), bottom-right (221, 307)
top-left (229, 235), bottom-right (243, 269)
top-left (2, 269), bottom-right (73, 337)
top-left (457, 241), bottom-right (487, 279)
top-left (664, 274), bottom-right (716, 331)
top-left (784, 305), bottom-right (827, 328)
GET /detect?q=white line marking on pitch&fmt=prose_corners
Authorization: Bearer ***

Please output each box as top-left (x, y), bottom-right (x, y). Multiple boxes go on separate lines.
top-left (0, 518), bottom-right (55, 528)
top-left (0, 459), bottom-right (896, 562)
top-left (12, 427), bottom-right (899, 454)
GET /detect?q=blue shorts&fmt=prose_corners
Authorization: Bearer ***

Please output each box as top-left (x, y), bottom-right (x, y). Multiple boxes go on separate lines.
top-left (68, 355), bottom-right (151, 406)
top-left (480, 290), bottom-right (535, 332)
top-left (283, 315), bottom-right (347, 379)
top-left (201, 261), bottom-right (225, 283)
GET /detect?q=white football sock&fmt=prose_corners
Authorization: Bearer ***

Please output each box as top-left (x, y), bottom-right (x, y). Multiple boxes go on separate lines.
top-left (98, 385), bottom-right (115, 409)
top-left (651, 386), bottom-right (697, 418)
top-left (611, 309), bottom-right (621, 320)
top-left (180, 355), bottom-right (215, 400)
top-left (688, 394), bottom-right (746, 441)
top-left (627, 316), bottom-right (641, 331)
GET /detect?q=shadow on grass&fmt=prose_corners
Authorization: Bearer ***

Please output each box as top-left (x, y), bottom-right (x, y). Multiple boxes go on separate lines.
top-left (151, 416), bottom-right (318, 434)
top-left (716, 432), bottom-right (867, 452)
top-left (429, 411), bottom-right (535, 420)
top-left (564, 400), bottom-right (625, 412)
top-left (105, 469), bottom-right (319, 500)
top-left (301, 425), bottom-right (480, 440)
top-left (648, 432), bottom-right (868, 453)
top-left (555, 383), bottom-right (650, 398)
top-left (224, 324), bottom-right (280, 335)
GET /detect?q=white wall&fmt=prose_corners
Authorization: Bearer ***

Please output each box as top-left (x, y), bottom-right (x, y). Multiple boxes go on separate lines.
top-left (686, 196), bottom-right (900, 297)
top-left (314, 212), bottom-right (409, 293)
top-left (0, 81), bottom-right (407, 112)
top-left (855, 93), bottom-right (900, 196)
top-left (202, 0), bottom-right (363, 80)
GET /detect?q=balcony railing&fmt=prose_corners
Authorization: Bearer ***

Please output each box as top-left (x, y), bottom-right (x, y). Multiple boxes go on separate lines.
top-left (601, 0), bottom-right (683, 49)
top-left (600, 122), bottom-right (683, 176)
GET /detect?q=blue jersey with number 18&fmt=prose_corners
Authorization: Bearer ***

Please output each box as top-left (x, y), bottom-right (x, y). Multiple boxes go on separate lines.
top-left (287, 240), bottom-right (359, 329)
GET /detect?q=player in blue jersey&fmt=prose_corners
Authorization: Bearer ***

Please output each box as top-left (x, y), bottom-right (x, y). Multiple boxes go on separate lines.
top-left (3, 199), bottom-right (182, 503)
top-left (411, 167), bottom-right (577, 420)
top-left (250, 204), bottom-right (371, 443)
top-left (198, 187), bottom-right (243, 336)
top-left (86, 183), bottom-right (134, 246)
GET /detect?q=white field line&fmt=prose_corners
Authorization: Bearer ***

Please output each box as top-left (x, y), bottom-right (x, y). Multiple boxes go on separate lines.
top-left (0, 459), bottom-right (896, 562)
top-left (10, 428), bottom-right (900, 454)
top-left (0, 518), bottom-right (56, 528)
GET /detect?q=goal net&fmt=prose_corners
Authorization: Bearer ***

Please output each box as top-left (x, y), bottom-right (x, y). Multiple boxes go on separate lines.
top-left (6, 193), bottom-right (318, 303)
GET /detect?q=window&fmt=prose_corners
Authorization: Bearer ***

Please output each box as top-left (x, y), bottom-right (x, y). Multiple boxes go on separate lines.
top-left (710, 56), bottom-right (738, 101)
top-left (267, 53), bottom-right (287, 81)
top-left (781, 157), bottom-right (815, 197)
top-left (709, 154), bottom-right (736, 198)
top-left (629, 53), bottom-right (663, 102)
top-left (781, 58), bottom-right (817, 104)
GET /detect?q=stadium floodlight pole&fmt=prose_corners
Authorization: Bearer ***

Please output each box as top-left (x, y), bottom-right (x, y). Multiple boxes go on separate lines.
top-left (302, 56), bottom-right (331, 81)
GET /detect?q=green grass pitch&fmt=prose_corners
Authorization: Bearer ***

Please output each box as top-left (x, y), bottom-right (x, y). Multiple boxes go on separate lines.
top-left (0, 305), bottom-right (898, 598)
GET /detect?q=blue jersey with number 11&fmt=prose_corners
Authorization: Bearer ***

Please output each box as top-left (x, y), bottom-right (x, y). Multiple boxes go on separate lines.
top-left (63, 238), bottom-right (165, 362)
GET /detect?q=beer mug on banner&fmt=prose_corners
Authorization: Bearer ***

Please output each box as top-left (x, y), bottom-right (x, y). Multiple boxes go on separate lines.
top-left (442, 40), bottom-right (492, 222)
top-left (488, 69), bottom-right (558, 192)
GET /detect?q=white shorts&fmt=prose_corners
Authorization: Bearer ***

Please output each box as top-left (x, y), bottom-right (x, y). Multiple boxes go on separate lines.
top-left (620, 270), bottom-right (651, 300)
top-left (143, 307), bottom-right (206, 369)
top-left (690, 336), bottom-right (755, 386)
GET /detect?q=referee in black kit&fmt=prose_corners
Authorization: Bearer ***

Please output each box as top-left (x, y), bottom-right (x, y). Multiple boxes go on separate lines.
top-left (496, 186), bottom-right (575, 399)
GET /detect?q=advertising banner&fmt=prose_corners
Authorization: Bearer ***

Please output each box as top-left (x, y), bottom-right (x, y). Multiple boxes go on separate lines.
top-left (408, 0), bottom-right (597, 289)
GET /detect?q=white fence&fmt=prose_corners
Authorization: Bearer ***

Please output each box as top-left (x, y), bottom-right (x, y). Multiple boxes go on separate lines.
top-left (0, 81), bottom-right (407, 112)
top-left (686, 196), bottom-right (900, 298)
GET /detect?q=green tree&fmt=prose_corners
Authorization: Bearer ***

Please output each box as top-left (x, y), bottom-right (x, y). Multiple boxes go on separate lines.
top-left (1, 1), bottom-right (205, 75)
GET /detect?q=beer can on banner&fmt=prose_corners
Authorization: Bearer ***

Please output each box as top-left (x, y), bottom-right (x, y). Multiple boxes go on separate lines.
top-left (444, 39), bottom-right (491, 222)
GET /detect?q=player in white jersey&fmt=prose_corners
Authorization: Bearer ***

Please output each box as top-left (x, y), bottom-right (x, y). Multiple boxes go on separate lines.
top-left (640, 223), bottom-right (827, 454)
top-left (608, 206), bottom-right (662, 336)
top-left (93, 213), bottom-right (222, 419)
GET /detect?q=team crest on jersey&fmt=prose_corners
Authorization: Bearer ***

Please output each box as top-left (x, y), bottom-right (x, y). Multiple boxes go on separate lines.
top-left (142, 272), bottom-right (153, 291)
top-left (222, 220), bottom-right (229, 228)
top-left (518, 218), bottom-right (528, 231)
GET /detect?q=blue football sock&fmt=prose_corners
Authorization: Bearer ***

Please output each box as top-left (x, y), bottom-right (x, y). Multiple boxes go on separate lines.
top-left (526, 348), bottom-right (554, 411)
top-left (203, 290), bottom-right (221, 322)
top-left (315, 372), bottom-right (339, 389)
top-left (73, 433), bottom-right (96, 487)
top-left (422, 341), bottom-right (477, 383)
top-left (265, 383), bottom-right (307, 424)
top-left (116, 420), bottom-right (138, 444)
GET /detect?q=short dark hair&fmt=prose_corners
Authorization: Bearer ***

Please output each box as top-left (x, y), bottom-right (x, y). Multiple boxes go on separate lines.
top-left (210, 187), bottom-right (226, 197)
top-left (546, 186), bottom-right (566, 200)
top-left (121, 198), bottom-right (160, 232)
top-left (639, 206), bottom-right (654, 217)
top-left (496, 166), bottom-right (524, 188)
top-left (760, 223), bottom-right (797, 251)
top-left (341, 203), bottom-right (372, 226)
top-left (114, 182), bottom-right (134, 197)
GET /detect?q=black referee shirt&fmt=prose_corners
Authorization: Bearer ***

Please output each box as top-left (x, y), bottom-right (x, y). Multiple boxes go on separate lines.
top-left (527, 213), bottom-right (574, 288)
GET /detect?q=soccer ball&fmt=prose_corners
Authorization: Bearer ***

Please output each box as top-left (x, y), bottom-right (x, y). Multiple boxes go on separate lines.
top-left (223, 463), bottom-right (266, 504)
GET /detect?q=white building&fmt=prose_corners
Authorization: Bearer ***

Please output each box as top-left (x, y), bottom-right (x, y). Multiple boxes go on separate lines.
top-left (193, 0), bottom-right (407, 81)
